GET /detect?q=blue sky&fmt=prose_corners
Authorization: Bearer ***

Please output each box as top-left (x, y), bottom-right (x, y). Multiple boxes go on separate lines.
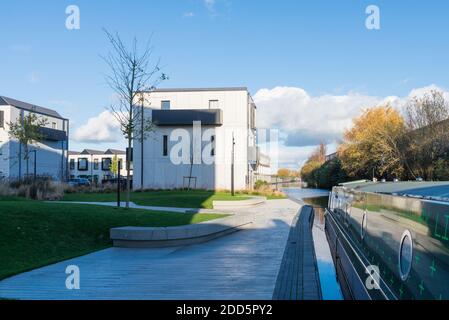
top-left (1, 0), bottom-right (448, 167)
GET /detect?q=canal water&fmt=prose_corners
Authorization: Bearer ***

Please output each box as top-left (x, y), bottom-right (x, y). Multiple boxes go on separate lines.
top-left (283, 188), bottom-right (344, 300)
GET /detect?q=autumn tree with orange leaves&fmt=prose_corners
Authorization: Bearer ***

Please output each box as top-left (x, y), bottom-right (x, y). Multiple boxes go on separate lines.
top-left (338, 106), bottom-right (407, 180)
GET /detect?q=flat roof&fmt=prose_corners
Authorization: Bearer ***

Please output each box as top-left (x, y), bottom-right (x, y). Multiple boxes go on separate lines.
top-left (342, 181), bottom-right (449, 201)
top-left (148, 87), bottom-right (249, 93)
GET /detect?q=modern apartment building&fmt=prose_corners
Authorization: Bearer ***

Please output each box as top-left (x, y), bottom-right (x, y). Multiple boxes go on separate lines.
top-left (133, 87), bottom-right (270, 190)
top-left (0, 96), bottom-right (69, 181)
top-left (68, 149), bottom-right (129, 184)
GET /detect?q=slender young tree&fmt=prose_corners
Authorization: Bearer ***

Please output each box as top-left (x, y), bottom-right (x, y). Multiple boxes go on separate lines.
top-left (102, 30), bottom-right (167, 208)
top-left (110, 154), bottom-right (119, 177)
top-left (8, 113), bottom-right (48, 179)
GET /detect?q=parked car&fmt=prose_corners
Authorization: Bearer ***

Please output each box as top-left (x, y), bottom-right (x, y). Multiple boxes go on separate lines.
top-left (68, 178), bottom-right (91, 187)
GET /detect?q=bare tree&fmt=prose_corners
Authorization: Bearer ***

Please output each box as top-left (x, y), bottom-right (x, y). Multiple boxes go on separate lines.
top-left (102, 30), bottom-right (167, 208)
top-left (405, 90), bottom-right (449, 179)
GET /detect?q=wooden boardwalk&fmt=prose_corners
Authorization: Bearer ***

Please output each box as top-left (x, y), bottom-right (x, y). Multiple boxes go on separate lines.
top-left (272, 206), bottom-right (322, 300)
top-left (0, 200), bottom-right (301, 300)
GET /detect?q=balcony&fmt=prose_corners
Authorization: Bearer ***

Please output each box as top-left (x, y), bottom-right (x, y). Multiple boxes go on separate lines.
top-left (152, 109), bottom-right (223, 126)
top-left (39, 127), bottom-right (67, 141)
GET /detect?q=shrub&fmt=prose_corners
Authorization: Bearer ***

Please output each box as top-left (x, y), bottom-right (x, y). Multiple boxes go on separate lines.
top-left (7, 177), bottom-right (65, 201)
top-left (254, 180), bottom-right (269, 190)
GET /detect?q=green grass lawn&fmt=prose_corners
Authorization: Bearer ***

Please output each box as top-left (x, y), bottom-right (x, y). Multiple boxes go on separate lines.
top-left (0, 199), bottom-right (225, 281)
top-left (62, 190), bottom-right (254, 209)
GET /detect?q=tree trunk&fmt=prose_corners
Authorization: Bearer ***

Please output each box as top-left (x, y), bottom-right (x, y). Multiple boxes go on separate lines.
top-left (24, 144), bottom-right (29, 178)
top-left (126, 137), bottom-right (132, 208)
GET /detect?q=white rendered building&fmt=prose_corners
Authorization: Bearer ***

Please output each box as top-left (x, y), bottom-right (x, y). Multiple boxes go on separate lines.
top-left (68, 149), bottom-right (129, 184)
top-left (0, 96), bottom-right (69, 181)
top-left (133, 87), bottom-right (270, 190)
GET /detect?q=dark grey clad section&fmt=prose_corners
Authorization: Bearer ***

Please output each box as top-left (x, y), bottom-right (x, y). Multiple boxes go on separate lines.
top-left (39, 127), bottom-right (68, 141)
top-left (0, 110), bottom-right (4, 128)
top-left (152, 109), bottom-right (223, 126)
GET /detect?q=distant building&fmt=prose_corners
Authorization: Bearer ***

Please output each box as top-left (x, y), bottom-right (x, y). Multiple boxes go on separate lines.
top-left (0, 96), bottom-right (69, 181)
top-left (68, 149), bottom-right (129, 184)
top-left (133, 87), bottom-right (270, 190)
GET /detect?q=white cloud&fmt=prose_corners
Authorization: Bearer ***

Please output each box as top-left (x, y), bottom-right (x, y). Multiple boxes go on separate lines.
top-left (183, 12), bottom-right (195, 18)
top-left (254, 85), bottom-right (449, 169)
top-left (72, 111), bottom-right (121, 144)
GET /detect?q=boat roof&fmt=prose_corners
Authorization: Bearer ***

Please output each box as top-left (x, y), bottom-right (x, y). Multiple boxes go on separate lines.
top-left (340, 181), bottom-right (449, 202)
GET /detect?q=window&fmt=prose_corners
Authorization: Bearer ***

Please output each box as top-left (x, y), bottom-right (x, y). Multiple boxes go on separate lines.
top-left (69, 159), bottom-right (75, 170)
top-left (78, 158), bottom-right (88, 171)
top-left (52, 122), bottom-right (57, 129)
top-left (209, 100), bottom-right (219, 109)
top-left (399, 230), bottom-right (413, 281)
top-left (211, 135), bottom-right (215, 156)
top-left (163, 135), bottom-right (168, 156)
top-left (0, 111), bottom-right (4, 128)
top-left (161, 101), bottom-right (171, 110)
top-left (250, 104), bottom-right (256, 129)
top-left (102, 158), bottom-right (112, 171)
top-left (93, 159), bottom-right (99, 170)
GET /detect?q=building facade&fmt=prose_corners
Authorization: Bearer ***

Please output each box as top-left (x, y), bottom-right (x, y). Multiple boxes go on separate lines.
top-left (0, 96), bottom-right (69, 181)
top-left (68, 149), bottom-right (128, 184)
top-left (133, 87), bottom-right (270, 190)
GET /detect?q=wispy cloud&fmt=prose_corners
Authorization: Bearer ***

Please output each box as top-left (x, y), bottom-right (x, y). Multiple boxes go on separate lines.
top-left (183, 11), bottom-right (195, 18)
top-left (27, 72), bottom-right (40, 84)
top-left (204, 0), bottom-right (220, 17)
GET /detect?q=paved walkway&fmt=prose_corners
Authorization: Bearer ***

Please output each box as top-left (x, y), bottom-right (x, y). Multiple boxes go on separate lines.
top-left (0, 199), bottom-right (301, 300)
top-left (51, 201), bottom-right (218, 214)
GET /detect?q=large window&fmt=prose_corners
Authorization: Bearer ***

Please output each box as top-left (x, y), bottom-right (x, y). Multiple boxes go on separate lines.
top-left (163, 135), bottom-right (168, 156)
top-left (78, 158), bottom-right (88, 171)
top-left (0, 111), bottom-right (4, 128)
top-left (211, 135), bottom-right (215, 156)
top-left (161, 100), bottom-right (171, 110)
top-left (69, 159), bottom-right (75, 170)
top-left (102, 158), bottom-right (112, 171)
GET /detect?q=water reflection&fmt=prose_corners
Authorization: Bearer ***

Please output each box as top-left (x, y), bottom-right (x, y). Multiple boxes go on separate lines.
top-left (284, 188), bottom-right (343, 300)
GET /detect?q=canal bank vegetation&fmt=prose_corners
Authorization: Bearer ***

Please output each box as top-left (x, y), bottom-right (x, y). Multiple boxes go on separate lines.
top-left (301, 90), bottom-right (449, 189)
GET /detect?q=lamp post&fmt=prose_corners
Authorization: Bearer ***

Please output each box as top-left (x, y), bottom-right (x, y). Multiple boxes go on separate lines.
top-left (117, 160), bottom-right (121, 208)
top-left (140, 93), bottom-right (144, 191)
top-left (231, 132), bottom-right (235, 197)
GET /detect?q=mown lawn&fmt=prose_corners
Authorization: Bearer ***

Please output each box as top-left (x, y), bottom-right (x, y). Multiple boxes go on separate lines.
top-left (62, 190), bottom-right (253, 209)
top-left (0, 199), bottom-right (225, 280)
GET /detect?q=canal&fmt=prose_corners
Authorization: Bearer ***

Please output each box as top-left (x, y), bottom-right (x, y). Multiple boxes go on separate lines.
top-left (283, 188), bottom-right (344, 300)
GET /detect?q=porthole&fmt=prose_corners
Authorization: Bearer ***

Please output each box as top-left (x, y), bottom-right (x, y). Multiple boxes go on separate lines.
top-left (361, 210), bottom-right (367, 239)
top-left (398, 230), bottom-right (413, 281)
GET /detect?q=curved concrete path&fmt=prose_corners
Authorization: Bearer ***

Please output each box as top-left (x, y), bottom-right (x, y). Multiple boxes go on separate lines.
top-left (50, 201), bottom-right (222, 214)
top-left (0, 199), bottom-right (301, 300)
